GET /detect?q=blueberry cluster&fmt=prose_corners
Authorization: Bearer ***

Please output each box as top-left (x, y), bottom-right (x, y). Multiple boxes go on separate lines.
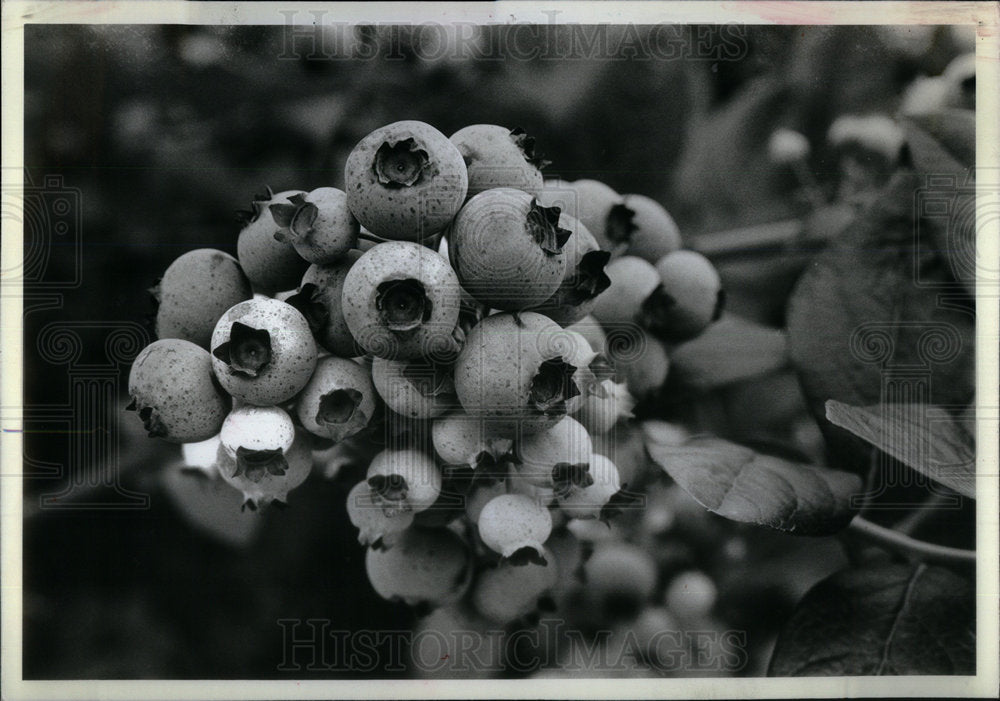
top-left (127, 120), bottom-right (723, 623)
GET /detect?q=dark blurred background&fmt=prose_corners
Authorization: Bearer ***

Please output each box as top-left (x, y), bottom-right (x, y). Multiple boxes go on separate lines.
top-left (21, 22), bottom-right (972, 678)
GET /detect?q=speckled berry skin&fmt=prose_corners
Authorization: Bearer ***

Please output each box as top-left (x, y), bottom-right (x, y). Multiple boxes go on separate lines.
top-left (153, 249), bottom-right (252, 349)
top-left (236, 189), bottom-right (310, 295)
top-left (477, 493), bottom-right (553, 560)
top-left (216, 428), bottom-right (312, 508)
top-left (621, 194), bottom-right (682, 263)
top-left (453, 312), bottom-right (582, 435)
top-left (449, 188), bottom-right (569, 311)
top-left (345, 121), bottom-right (468, 241)
top-left (371, 356), bottom-right (456, 419)
top-left (296, 356), bottom-right (377, 441)
top-left (652, 250), bottom-right (723, 341)
top-left (288, 252), bottom-right (362, 358)
top-left (127, 339), bottom-right (229, 443)
top-left (341, 241), bottom-right (461, 361)
top-left (449, 124), bottom-right (545, 198)
top-left (472, 554), bottom-right (557, 623)
top-left (365, 526), bottom-right (471, 607)
top-left (210, 297), bottom-right (317, 405)
top-left (270, 187), bottom-right (359, 264)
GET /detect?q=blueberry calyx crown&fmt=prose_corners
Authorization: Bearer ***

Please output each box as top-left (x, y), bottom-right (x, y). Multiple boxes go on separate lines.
top-left (375, 279), bottom-right (432, 333)
top-left (374, 138), bottom-right (429, 188)
top-left (442, 451), bottom-right (512, 494)
top-left (552, 461), bottom-right (594, 499)
top-left (587, 355), bottom-right (616, 398)
top-left (528, 357), bottom-right (580, 416)
top-left (317, 388), bottom-right (365, 426)
top-left (284, 283), bottom-right (329, 337)
top-left (599, 485), bottom-right (640, 524)
top-left (270, 194), bottom-right (319, 242)
top-left (125, 398), bottom-right (167, 438)
top-left (234, 446), bottom-right (288, 483)
top-left (509, 127), bottom-right (551, 171)
top-left (213, 322), bottom-right (272, 378)
top-left (605, 203), bottom-right (637, 246)
top-left (507, 546), bottom-right (548, 567)
top-left (713, 288), bottom-right (726, 322)
top-left (565, 250), bottom-right (612, 306)
top-left (235, 185), bottom-right (275, 226)
top-left (367, 473), bottom-right (410, 515)
top-left (636, 285), bottom-right (677, 338)
top-left (526, 200), bottom-right (572, 255)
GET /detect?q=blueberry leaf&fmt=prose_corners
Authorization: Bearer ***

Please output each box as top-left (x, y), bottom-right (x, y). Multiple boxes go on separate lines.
top-left (899, 109), bottom-right (976, 294)
top-left (644, 430), bottom-right (862, 535)
top-left (768, 562), bottom-right (974, 675)
top-left (825, 400), bottom-right (974, 500)
top-left (786, 171), bottom-right (975, 477)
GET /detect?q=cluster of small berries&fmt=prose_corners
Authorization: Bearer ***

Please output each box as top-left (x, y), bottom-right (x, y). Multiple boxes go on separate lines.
top-left (126, 120), bottom-right (723, 624)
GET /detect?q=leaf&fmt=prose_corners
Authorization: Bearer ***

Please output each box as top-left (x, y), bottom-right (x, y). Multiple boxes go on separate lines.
top-left (768, 562), bottom-right (975, 676)
top-left (901, 109), bottom-right (975, 181)
top-left (825, 400), bottom-right (975, 499)
top-left (643, 431), bottom-right (862, 535)
top-left (667, 314), bottom-right (788, 390)
top-left (787, 172), bottom-right (975, 476)
top-left (900, 109), bottom-right (976, 294)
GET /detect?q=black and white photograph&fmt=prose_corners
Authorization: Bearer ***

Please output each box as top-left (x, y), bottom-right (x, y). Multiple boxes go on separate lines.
top-left (2, 1), bottom-right (997, 698)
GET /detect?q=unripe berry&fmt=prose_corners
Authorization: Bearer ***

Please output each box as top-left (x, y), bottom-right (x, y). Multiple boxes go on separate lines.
top-left (127, 339), bottom-right (230, 443)
top-left (557, 453), bottom-right (623, 521)
top-left (472, 555), bottom-right (558, 624)
top-left (664, 570), bottom-right (718, 621)
top-left (620, 194), bottom-right (683, 263)
top-left (454, 312), bottom-right (584, 435)
top-left (477, 493), bottom-right (553, 563)
top-left (284, 251), bottom-right (363, 358)
top-left (296, 356), bottom-right (377, 441)
top-left (346, 480), bottom-right (414, 548)
top-left (652, 250), bottom-right (724, 341)
top-left (345, 120), bottom-right (468, 241)
top-left (270, 187), bottom-right (358, 264)
top-left (583, 541), bottom-right (658, 616)
top-left (220, 405), bottom-right (295, 458)
top-left (365, 449), bottom-right (442, 516)
top-left (341, 241), bottom-right (462, 361)
top-left (152, 249), bottom-right (252, 349)
top-left (431, 411), bottom-right (514, 471)
top-left (236, 188), bottom-right (310, 295)
top-left (371, 356), bottom-right (456, 419)
top-left (515, 415), bottom-right (593, 491)
top-left (449, 124), bottom-right (547, 197)
top-left (449, 188), bottom-right (571, 311)
top-left (210, 297), bottom-right (317, 405)
top-left (365, 527), bottom-right (471, 608)
top-left (216, 427), bottom-right (312, 509)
